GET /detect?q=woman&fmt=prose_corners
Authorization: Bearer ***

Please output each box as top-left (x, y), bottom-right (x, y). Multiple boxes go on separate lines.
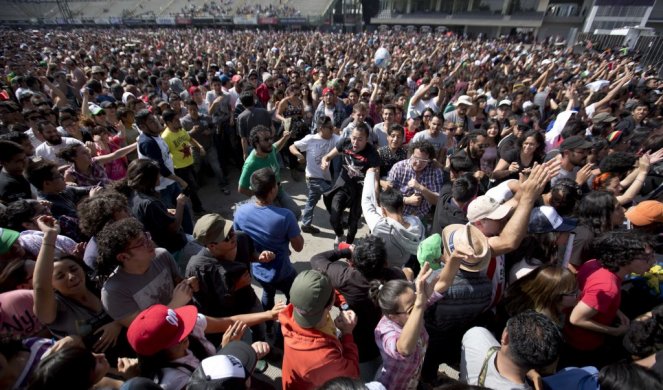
top-left (564, 231), bottom-right (656, 368)
top-left (58, 143), bottom-right (135, 187)
top-left (114, 159), bottom-right (201, 271)
top-left (32, 215), bottom-right (125, 356)
top-left (480, 119), bottom-right (501, 175)
top-left (370, 242), bottom-right (471, 389)
top-left (568, 191), bottom-right (626, 272)
top-left (91, 126), bottom-right (129, 181)
top-left (300, 84), bottom-right (315, 127)
top-left (503, 265), bottom-right (578, 327)
top-left (491, 130), bottom-right (545, 183)
top-left (27, 345), bottom-right (111, 390)
top-left (593, 151), bottom-right (662, 205)
top-left (276, 84), bottom-right (309, 170)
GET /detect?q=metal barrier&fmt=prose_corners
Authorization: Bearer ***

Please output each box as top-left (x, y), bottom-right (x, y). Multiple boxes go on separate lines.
top-left (576, 32), bottom-right (663, 74)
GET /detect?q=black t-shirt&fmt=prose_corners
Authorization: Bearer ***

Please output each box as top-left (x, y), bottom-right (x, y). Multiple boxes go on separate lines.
top-left (0, 171), bottom-right (32, 204)
top-left (335, 138), bottom-right (381, 185)
top-left (129, 191), bottom-right (187, 253)
top-left (40, 186), bottom-right (88, 219)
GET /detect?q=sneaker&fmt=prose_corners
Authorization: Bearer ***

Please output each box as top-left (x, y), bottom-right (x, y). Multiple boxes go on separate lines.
top-left (301, 224), bottom-right (320, 234)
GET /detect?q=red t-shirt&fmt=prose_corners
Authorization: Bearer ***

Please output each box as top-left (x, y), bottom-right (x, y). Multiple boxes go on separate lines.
top-left (563, 259), bottom-right (621, 351)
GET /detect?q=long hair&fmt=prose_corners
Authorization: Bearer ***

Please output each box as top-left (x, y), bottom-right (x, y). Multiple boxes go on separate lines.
top-left (504, 265), bottom-right (577, 325)
top-left (577, 191), bottom-right (619, 237)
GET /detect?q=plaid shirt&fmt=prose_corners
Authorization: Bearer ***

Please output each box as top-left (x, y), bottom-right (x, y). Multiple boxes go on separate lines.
top-left (388, 159), bottom-right (444, 217)
top-left (374, 291), bottom-right (444, 390)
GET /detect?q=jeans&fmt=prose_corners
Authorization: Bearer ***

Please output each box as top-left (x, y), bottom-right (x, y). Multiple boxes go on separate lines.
top-left (159, 182), bottom-right (193, 234)
top-left (302, 177), bottom-right (332, 226)
top-left (175, 165), bottom-right (203, 212)
top-left (257, 270), bottom-right (297, 311)
top-left (194, 144), bottom-right (227, 186)
top-left (325, 182), bottom-right (362, 243)
top-left (275, 187), bottom-right (301, 221)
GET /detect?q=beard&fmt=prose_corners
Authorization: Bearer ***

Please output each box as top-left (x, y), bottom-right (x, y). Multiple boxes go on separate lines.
top-left (48, 137), bottom-right (62, 145)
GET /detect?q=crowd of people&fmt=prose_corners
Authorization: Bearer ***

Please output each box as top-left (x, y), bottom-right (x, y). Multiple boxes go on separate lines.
top-left (0, 27), bottom-right (662, 390)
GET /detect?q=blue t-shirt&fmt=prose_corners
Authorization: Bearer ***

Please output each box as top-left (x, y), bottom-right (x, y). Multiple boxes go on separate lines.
top-left (233, 203), bottom-right (299, 283)
top-left (543, 366), bottom-right (599, 390)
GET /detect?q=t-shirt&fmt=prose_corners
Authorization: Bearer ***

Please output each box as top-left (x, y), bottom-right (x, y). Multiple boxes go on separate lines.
top-left (129, 191), bottom-right (187, 253)
top-left (551, 165), bottom-right (580, 187)
top-left (563, 259), bottom-right (621, 351)
top-left (460, 327), bottom-right (531, 389)
top-left (233, 203), bottom-right (299, 283)
top-left (406, 97), bottom-right (439, 120)
top-left (293, 133), bottom-right (339, 180)
top-left (444, 110), bottom-right (474, 132)
top-left (161, 127), bottom-right (195, 169)
top-left (0, 290), bottom-right (44, 337)
top-left (49, 292), bottom-right (112, 343)
top-left (238, 146), bottom-right (281, 191)
top-left (39, 186), bottom-right (88, 219)
top-left (335, 138), bottom-right (381, 186)
top-left (236, 107), bottom-right (272, 138)
top-left (101, 248), bottom-right (181, 321)
top-left (411, 130), bottom-right (447, 154)
top-left (0, 171), bottom-right (32, 204)
top-left (34, 137), bottom-right (83, 165)
top-left (371, 123), bottom-right (390, 148)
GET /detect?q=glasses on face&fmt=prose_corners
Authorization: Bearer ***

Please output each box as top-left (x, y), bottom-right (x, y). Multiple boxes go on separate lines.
top-left (410, 156), bottom-right (430, 164)
top-left (126, 232), bottom-right (152, 251)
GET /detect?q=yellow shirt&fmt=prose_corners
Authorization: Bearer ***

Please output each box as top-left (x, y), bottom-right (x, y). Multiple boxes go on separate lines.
top-left (162, 126), bottom-right (194, 169)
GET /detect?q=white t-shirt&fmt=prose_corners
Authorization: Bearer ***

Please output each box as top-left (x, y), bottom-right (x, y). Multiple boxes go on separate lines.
top-left (461, 327), bottom-right (531, 389)
top-left (293, 133), bottom-right (340, 180)
top-left (35, 137), bottom-right (84, 165)
top-left (407, 95), bottom-right (439, 120)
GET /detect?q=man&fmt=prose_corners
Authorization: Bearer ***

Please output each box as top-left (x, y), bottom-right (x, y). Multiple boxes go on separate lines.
top-left (279, 270), bottom-right (359, 389)
top-left (407, 76), bottom-right (445, 120)
top-left (411, 113), bottom-right (447, 164)
top-left (616, 100), bottom-right (650, 133)
top-left (236, 91), bottom-right (273, 160)
top-left (161, 110), bottom-right (206, 213)
top-left (186, 213), bottom-right (281, 342)
top-left (551, 135), bottom-right (593, 186)
top-left (289, 116), bottom-right (340, 234)
top-left (422, 161), bottom-right (557, 382)
top-left (431, 173), bottom-right (479, 234)
top-left (444, 95), bottom-right (474, 133)
top-left (362, 169), bottom-right (425, 268)
top-left (0, 140), bottom-right (32, 204)
top-left (321, 122), bottom-right (381, 245)
top-left (188, 340), bottom-right (269, 390)
top-left (371, 104), bottom-right (397, 148)
top-left (387, 141), bottom-right (444, 219)
top-left (238, 125), bottom-right (300, 220)
top-left (311, 69), bottom-right (329, 103)
top-left (95, 217), bottom-right (195, 327)
top-left (452, 130), bottom-right (489, 177)
top-left (234, 168), bottom-right (304, 314)
top-left (135, 109), bottom-right (192, 233)
top-left (312, 87), bottom-right (348, 133)
top-left (180, 99), bottom-right (229, 194)
top-left (461, 311), bottom-right (562, 388)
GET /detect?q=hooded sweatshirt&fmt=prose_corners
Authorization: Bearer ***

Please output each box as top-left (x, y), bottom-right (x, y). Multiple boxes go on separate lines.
top-left (279, 304), bottom-right (360, 390)
top-left (361, 170), bottom-right (425, 268)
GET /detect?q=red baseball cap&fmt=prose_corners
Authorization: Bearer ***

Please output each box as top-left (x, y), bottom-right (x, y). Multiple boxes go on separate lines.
top-left (127, 304), bottom-right (198, 356)
top-left (322, 87), bottom-right (334, 96)
top-left (231, 75), bottom-right (242, 84)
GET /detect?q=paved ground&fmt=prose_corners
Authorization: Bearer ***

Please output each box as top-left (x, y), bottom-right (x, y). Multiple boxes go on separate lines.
top-left (196, 164), bottom-right (458, 388)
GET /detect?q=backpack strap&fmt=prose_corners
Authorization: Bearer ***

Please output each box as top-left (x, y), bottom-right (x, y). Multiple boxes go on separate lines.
top-left (477, 346), bottom-right (500, 386)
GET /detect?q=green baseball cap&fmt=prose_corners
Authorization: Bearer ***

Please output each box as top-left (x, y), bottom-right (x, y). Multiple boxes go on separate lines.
top-left (417, 233), bottom-right (442, 271)
top-left (0, 228), bottom-right (20, 255)
top-left (289, 270), bottom-right (333, 329)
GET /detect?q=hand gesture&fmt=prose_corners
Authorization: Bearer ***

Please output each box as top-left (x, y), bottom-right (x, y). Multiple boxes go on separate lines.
top-left (405, 194), bottom-right (422, 206)
top-left (648, 148), bottom-right (663, 165)
top-left (258, 250), bottom-right (275, 263)
top-left (334, 309), bottom-right (357, 335)
top-left (638, 153), bottom-right (651, 173)
top-left (520, 160), bottom-right (558, 197)
top-left (415, 262), bottom-right (433, 300)
top-left (576, 163), bottom-right (593, 185)
top-left (508, 162), bottom-right (520, 173)
top-left (407, 178), bottom-right (420, 191)
top-left (221, 321), bottom-right (247, 347)
top-left (93, 321), bottom-right (122, 352)
top-left (170, 280), bottom-right (193, 308)
top-left (36, 215), bottom-right (60, 235)
top-left (270, 300), bottom-right (287, 319)
top-left (186, 276), bottom-right (199, 293)
top-left (251, 341), bottom-right (271, 359)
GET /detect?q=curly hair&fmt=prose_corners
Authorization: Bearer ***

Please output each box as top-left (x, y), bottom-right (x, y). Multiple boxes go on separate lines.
top-left (249, 125), bottom-right (271, 149)
top-left (352, 235), bottom-right (387, 280)
top-left (408, 140), bottom-right (436, 160)
top-left (77, 191), bottom-right (129, 237)
top-left (599, 152), bottom-right (637, 176)
top-left (591, 230), bottom-right (652, 273)
top-left (96, 217), bottom-right (144, 278)
top-left (623, 305), bottom-right (663, 358)
top-left (505, 310), bottom-right (563, 370)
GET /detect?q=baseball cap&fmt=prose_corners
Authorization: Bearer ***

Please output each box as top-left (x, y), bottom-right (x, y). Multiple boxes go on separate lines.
top-left (467, 196), bottom-right (513, 223)
top-left (417, 233), bottom-right (442, 271)
top-left (441, 224), bottom-right (491, 272)
top-left (528, 206), bottom-right (577, 234)
top-left (606, 130), bottom-right (625, 148)
top-left (88, 103), bottom-right (105, 116)
top-left (127, 304), bottom-right (198, 356)
top-left (231, 75), bottom-right (242, 84)
top-left (591, 112), bottom-right (617, 124)
top-left (90, 65), bottom-right (104, 74)
top-left (559, 135), bottom-right (592, 151)
top-left (0, 228), bottom-right (20, 255)
top-left (626, 201), bottom-right (663, 226)
top-left (289, 270), bottom-right (333, 328)
top-left (498, 99), bottom-right (512, 107)
top-left (322, 87), bottom-right (334, 96)
top-left (188, 341), bottom-right (257, 390)
top-left (455, 95), bottom-right (473, 107)
top-left (219, 75), bottom-right (231, 84)
top-left (193, 213), bottom-right (232, 246)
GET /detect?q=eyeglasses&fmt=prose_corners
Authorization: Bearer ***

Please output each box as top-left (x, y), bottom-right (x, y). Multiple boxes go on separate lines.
top-left (410, 156), bottom-right (430, 164)
top-left (126, 232), bottom-right (152, 251)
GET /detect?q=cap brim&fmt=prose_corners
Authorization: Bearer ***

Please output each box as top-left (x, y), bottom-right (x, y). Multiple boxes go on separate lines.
top-left (441, 224), bottom-right (492, 273)
top-left (0, 229), bottom-right (20, 254)
top-left (485, 204), bottom-right (513, 221)
top-left (174, 305), bottom-right (198, 345)
top-left (554, 218), bottom-right (577, 232)
top-left (217, 341), bottom-right (257, 374)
